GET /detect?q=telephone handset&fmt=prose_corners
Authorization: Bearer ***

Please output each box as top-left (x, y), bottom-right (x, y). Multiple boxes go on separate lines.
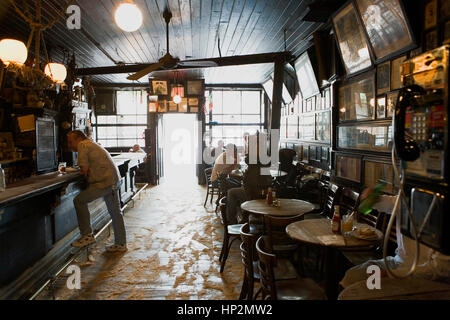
top-left (393, 85), bottom-right (426, 162)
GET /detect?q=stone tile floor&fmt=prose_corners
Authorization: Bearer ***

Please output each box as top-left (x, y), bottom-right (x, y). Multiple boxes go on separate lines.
top-left (37, 180), bottom-right (245, 300)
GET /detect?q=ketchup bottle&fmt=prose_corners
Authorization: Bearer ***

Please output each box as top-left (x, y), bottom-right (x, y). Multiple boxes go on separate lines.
top-left (331, 205), bottom-right (341, 234)
top-left (267, 187), bottom-right (273, 205)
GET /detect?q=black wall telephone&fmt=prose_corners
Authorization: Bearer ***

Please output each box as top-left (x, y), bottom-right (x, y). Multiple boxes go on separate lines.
top-left (393, 85), bottom-right (425, 162)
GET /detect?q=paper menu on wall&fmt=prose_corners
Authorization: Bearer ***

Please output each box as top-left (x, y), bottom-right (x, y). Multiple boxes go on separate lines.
top-left (17, 114), bottom-right (36, 132)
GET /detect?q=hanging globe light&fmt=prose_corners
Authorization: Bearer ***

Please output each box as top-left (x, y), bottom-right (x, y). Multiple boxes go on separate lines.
top-left (0, 39), bottom-right (28, 66)
top-left (44, 63), bottom-right (67, 83)
top-left (173, 94), bottom-right (182, 104)
top-left (114, 2), bottom-right (143, 32)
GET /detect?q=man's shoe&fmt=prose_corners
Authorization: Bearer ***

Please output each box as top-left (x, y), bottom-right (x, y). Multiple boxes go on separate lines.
top-left (105, 244), bottom-right (128, 253)
top-left (71, 234), bottom-right (96, 248)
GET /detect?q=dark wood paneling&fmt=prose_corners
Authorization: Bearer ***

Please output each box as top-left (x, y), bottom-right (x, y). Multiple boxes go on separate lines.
top-left (0, 0), bottom-right (326, 84)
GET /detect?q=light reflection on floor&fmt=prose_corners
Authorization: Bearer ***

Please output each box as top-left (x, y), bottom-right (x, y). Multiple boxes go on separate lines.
top-left (36, 180), bottom-right (245, 300)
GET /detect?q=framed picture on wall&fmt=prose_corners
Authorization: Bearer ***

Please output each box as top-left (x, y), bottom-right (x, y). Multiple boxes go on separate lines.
top-left (424, 0), bottom-right (438, 30)
top-left (377, 61), bottom-right (390, 94)
top-left (179, 98), bottom-right (188, 112)
top-left (297, 145), bottom-right (303, 161)
top-left (336, 155), bottom-right (362, 182)
top-left (354, 0), bottom-right (415, 62)
top-left (168, 101), bottom-right (178, 112)
top-left (158, 100), bottom-right (168, 113)
top-left (310, 146), bottom-right (316, 161)
top-left (189, 107), bottom-right (199, 113)
top-left (148, 102), bottom-right (158, 113)
top-left (186, 80), bottom-right (204, 96)
top-left (321, 147), bottom-right (329, 161)
top-left (425, 29), bottom-right (438, 51)
top-left (376, 96), bottom-right (387, 119)
top-left (386, 91), bottom-right (399, 117)
top-left (188, 98), bottom-right (199, 107)
top-left (316, 111), bottom-right (331, 142)
top-left (364, 160), bottom-right (395, 194)
top-left (303, 145), bottom-right (310, 162)
top-left (332, 2), bottom-right (373, 75)
top-left (151, 80), bottom-right (168, 96)
top-left (391, 55), bottom-right (407, 90)
top-left (339, 71), bottom-right (376, 121)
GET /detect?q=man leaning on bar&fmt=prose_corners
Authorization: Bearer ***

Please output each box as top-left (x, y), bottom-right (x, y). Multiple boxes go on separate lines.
top-left (67, 130), bottom-right (127, 253)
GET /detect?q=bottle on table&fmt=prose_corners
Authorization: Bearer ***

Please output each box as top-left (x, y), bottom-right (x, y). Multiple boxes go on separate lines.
top-left (331, 205), bottom-right (341, 234)
top-left (267, 187), bottom-right (273, 205)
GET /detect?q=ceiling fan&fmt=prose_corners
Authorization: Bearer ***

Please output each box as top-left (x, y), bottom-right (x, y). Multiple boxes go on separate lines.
top-left (127, 8), bottom-right (218, 81)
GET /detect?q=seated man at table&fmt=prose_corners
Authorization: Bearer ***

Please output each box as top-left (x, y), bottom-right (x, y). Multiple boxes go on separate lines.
top-left (340, 188), bottom-right (450, 288)
top-left (67, 130), bottom-right (127, 252)
top-left (225, 153), bottom-right (272, 225)
top-left (211, 144), bottom-right (241, 190)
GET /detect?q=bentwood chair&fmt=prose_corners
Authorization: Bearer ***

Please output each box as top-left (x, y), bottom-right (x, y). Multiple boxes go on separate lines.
top-left (239, 223), bottom-right (298, 300)
top-left (218, 196), bottom-right (243, 273)
top-left (255, 236), bottom-right (326, 300)
top-left (204, 167), bottom-right (220, 207)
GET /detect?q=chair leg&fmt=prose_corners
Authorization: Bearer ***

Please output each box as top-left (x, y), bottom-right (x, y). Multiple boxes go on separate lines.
top-left (204, 186), bottom-right (209, 207)
top-left (210, 188), bottom-right (215, 204)
top-left (220, 235), bottom-right (231, 273)
top-left (239, 274), bottom-right (249, 300)
top-left (253, 287), bottom-right (262, 300)
top-left (247, 276), bottom-right (254, 300)
top-left (219, 232), bottom-right (229, 263)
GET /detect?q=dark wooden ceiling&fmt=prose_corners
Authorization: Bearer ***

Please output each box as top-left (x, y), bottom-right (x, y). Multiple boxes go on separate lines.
top-left (0, 0), bottom-right (329, 84)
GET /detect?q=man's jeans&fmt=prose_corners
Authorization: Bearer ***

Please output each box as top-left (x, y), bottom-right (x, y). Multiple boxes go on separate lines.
top-left (74, 183), bottom-right (126, 245)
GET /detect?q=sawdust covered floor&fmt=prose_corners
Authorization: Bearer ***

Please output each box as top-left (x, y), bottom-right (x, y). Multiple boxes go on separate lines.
top-left (36, 179), bottom-right (245, 300)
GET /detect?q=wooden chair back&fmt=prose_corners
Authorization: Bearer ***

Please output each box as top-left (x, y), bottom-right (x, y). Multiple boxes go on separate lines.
top-left (204, 167), bottom-right (213, 185)
top-left (263, 214), bottom-right (304, 250)
top-left (324, 183), bottom-right (342, 218)
top-left (256, 236), bottom-right (277, 300)
top-left (340, 188), bottom-right (360, 216)
top-left (240, 223), bottom-right (258, 280)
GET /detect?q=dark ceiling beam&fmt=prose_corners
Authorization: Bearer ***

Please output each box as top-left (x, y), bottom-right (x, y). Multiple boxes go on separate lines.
top-left (75, 52), bottom-right (294, 76)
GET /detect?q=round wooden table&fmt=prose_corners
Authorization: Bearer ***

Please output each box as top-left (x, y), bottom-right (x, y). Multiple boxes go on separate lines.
top-left (286, 219), bottom-right (384, 300)
top-left (241, 199), bottom-right (315, 217)
top-left (338, 277), bottom-right (450, 300)
top-left (286, 219), bottom-right (384, 249)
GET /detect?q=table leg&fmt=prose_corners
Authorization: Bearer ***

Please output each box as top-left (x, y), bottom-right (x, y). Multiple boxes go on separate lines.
top-left (324, 247), bottom-right (339, 300)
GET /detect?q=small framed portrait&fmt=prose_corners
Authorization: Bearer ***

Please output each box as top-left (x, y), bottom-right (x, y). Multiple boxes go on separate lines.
top-left (424, 0), bottom-right (438, 30)
top-left (303, 145), bottom-right (309, 163)
top-left (377, 61), bottom-right (391, 95)
top-left (376, 96), bottom-right (387, 119)
top-left (168, 101), bottom-right (178, 112)
top-left (186, 80), bottom-right (205, 96)
top-left (151, 80), bottom-right (168, 96)
top-left (386, 91), bottom-right (399, 118)
top-left (179, 98), bottom-right (188, 112)
top-left (188, 98), bottom-right (199, 107)
top-left (391, 55), bottom-right (407, 90)
top-left (148, 102), bottom-right (158, 113)
top-left (425, 30), bottom-right (438, 51)
top-left (189, 107), bottom-right (199, 113)
top-left (310, 146), bottom-right (316, 161)
top-left (336, 154), bottom-right (361, 183)
top-left (158, 100), bottom-right (168, 113)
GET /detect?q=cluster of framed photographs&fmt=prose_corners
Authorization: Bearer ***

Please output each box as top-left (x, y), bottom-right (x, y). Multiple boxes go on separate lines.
top-left (293, 144), bottom-right (330, 164)
top-left (335, 153), bottom-right (396, 193)
top-left (337, 124), bottom-right (393, 151)
top-left (281, 86), bottom-right (333, 117)
top-left (148, 79), bottom-right (204, 113)
top-left (423, 0), bottom-right (450, 51)
top-left (332, 0), bottom-right (415, 77)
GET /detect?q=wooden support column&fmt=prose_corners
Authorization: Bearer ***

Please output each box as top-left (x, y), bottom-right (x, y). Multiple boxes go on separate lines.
top-left (271, 57), bottom-right (284, 130)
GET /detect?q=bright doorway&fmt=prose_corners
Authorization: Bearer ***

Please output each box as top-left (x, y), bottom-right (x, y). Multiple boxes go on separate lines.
top-left (161, 114), bottom-right (198, 185)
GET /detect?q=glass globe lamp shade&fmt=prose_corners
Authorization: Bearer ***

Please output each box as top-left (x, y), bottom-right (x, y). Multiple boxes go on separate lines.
top-left (44, 63), bottom-right (67, 83)
top-left (0, 39), bottom-right (28, 66)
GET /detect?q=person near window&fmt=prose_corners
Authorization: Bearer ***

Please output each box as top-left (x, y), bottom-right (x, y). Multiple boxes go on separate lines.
top-left (129, 144), bottom-right (146, 153)
top-left (67, 130), bottom-right (127, 253)
top-left (211, 144), bottom-right (241, 188)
